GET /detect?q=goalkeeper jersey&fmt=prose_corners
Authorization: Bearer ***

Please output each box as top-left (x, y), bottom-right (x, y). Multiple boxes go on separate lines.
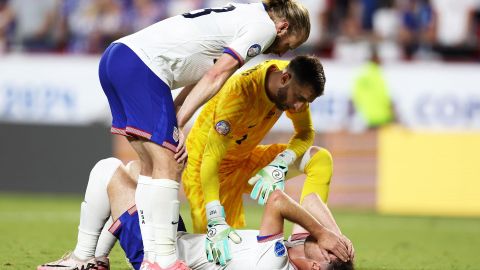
top-left (187, 59), bottom-right (314, 163)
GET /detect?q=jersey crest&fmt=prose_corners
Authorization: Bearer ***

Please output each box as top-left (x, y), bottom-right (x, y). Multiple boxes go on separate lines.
top-left (274, 240), bottom-right (286, 257)
top-left (215, 120), bottom-right (231, 135)
top-left (173, 126), bottom-right (179, 142)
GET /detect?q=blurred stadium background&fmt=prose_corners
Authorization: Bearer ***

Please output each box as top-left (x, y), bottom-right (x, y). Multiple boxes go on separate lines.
top-left (1, 0), bottom-right (480, 269)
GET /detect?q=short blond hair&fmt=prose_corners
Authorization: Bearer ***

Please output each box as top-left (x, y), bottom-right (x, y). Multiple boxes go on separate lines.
top-left (263, 0), bottom-right (310, 42)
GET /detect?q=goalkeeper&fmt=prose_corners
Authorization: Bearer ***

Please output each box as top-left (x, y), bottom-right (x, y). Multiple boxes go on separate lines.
top-left (178, 55), bottom-right (332, 265)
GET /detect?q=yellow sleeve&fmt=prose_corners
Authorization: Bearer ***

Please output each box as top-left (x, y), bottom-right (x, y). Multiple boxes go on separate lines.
top-left (200, 84), bottom-right (247, 204)
top-left (285, 105), bottom-right (315, 158)
top-left (201, 128), bottom-right (231, 203)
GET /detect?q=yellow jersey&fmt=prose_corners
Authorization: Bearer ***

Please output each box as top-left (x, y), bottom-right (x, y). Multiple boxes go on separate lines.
top-left (185, 59), bottom-right (314, 202)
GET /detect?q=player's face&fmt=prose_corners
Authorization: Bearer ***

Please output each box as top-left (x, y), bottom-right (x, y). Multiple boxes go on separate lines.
top-left (264, 32), bottom-right (305, 57)
top-left (274, 74), bottom-right (316, 112)
top-left (303, 241), bottom-right (339, 270)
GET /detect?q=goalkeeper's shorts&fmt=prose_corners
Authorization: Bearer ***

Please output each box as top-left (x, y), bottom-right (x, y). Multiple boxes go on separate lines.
top-left (109, 205), bottom-right (186, 270)
top-left (183, 144), bottom-right (287, 233)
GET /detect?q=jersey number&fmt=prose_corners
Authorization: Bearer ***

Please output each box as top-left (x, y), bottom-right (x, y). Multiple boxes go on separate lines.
top-left (182, 5), bottom-right (236, 18)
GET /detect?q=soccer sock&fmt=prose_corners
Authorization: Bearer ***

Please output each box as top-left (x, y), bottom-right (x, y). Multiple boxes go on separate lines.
top-left (135, 175), bottom-right (155, 262)
top-left (94, 216), bottom-right (116, 258)
top-left (299, 148), bottom-right (333, 203)
top-left (148, 179), bottom-right (180, 268)
top-left (74, 158), bottom-right (121, 261)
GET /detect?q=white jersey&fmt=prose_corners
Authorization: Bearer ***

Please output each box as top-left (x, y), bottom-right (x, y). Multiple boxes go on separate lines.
top-left (116, 2), bottom-right (276, 90)
top-left (176, 230), bottom-right (295, 270)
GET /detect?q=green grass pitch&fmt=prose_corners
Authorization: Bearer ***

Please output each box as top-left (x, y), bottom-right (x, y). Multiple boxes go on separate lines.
top-left (1, 193), bottom-right (480, 270)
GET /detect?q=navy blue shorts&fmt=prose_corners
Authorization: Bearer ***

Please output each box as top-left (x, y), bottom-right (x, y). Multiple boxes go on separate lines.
top-left (109, 205), bottom-right (186, 270)
top-left (99, 43), bottom-right (179, 152)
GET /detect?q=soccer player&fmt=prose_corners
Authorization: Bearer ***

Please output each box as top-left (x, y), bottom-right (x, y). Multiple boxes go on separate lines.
top-left (39, 158), bottom-right (354, 270)
top-left (98, 1), bottom-right (310, 269)
top-left (181, 55), bottom-right (333, 265)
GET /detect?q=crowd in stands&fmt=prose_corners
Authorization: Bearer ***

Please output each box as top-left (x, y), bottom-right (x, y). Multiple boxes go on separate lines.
top-left (0, 0), bottom-right (479, 61)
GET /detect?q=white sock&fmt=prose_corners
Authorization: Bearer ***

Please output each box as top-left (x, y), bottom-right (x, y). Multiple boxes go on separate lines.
top-left (135, 175), bottom-right (155, 262)
top-left (136, 178), bottom-right (180, 268)
top-left (94, 216), bottom-right (116, 258)
top-left (155, 199), bottom-right (180, 267)
top-left (74, 158), bottom-right (121, 261)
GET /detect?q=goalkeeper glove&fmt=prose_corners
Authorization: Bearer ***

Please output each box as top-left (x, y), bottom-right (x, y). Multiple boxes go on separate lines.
top-left (249, 149), bottom-right (296, 205)
top-left (205, 201), bottom-right (242, 266)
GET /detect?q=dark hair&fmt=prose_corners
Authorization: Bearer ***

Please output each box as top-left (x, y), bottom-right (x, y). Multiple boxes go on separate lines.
top-left (287, 55), bottom-right (326, 97)
top-left (327, 258), bottom-right (355, 270)
top-left (263, 0), bottom-right (310, 41)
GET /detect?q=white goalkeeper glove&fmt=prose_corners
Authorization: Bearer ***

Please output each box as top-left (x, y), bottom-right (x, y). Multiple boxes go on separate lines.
top-left (249, 149), bottom-right (296, 205)
top-left (205, 201), bottom-right (242, 266)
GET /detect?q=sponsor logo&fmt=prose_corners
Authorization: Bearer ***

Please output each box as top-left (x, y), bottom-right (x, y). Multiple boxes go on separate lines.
top-left (247, 44), bottom-right (261, 57)
top-left (215, 120), bottom-right (231, 135)
top-left (173, 126), bottom-right (179, 142)
top-left (274, 241), bottom-right (286, 257)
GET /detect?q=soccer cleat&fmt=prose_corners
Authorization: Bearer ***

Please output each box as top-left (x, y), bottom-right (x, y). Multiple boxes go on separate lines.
top-left (37, 252), bottom-right (97, 270)
top-left (140, 260), bottom-right (157, 270)
top-left (156, 260), bottom-right (191, 270)
top-left (140, 260), bottom-right (191, 270)
top-left (95, 256), bottom-right (110, 270)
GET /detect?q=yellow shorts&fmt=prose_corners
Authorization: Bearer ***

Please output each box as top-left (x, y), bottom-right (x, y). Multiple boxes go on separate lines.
top-left (182, 144), bottom-right (287, 233)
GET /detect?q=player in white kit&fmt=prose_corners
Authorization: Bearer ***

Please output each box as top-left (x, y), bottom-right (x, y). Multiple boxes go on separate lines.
top-left (94, 1), bottom-right (311, 270)
top-left (39, 159), bottom-right (354, 270)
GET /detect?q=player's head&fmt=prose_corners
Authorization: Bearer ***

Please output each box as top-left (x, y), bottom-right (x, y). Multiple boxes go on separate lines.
top-left (303, 236), bottom-right (355, 270)
top-left (272, 55), bottom-right (325, 112)
top-left (263, 0), bottom-right (310, 56)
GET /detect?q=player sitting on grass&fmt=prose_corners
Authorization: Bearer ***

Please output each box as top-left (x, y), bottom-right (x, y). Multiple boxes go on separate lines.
top-left (38, 158), bottom-right (354, 270)
top-left (179, 55), bottom-right (335, 265)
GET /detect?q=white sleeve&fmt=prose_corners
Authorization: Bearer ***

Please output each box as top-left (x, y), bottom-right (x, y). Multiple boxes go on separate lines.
top-left (224, 22), bottom-right (276, 66)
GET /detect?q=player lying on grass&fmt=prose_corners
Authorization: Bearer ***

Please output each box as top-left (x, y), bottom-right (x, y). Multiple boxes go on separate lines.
top-left (179, 55), bottom-right (335, 264)
top-left (38, 158), bottom-right (354, 270)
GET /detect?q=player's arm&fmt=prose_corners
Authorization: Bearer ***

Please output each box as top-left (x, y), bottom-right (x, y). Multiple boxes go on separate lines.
top-left (201, 129), bottom-right (232, 204)
top-left (292, 193), bottom-right (355, 259)
top-left (176, 21), bottom-right (276, 128)
top-left (176, 54), bottom-right (239, 128)
top-left (249, 106), bottom-right (314, 205)
top-left (202, 89), bottom-right (246, 266)
top-left (173, 84), bottom-right (196, 112)
top-left (285, 104), bottom-right (315, 157)
top-left (259, 190), bottom-right (350, 262)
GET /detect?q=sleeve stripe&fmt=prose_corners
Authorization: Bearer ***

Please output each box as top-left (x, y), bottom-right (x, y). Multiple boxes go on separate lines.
top-left (223, 47), bottom-right (244, 67)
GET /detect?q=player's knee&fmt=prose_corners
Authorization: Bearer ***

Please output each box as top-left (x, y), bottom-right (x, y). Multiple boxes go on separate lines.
top-left (125, 160), bottom-right (141, 181)
top-left (266, 189), bottom-right (288, 206)
top-left (298, 146), bottom-right (332, 173)
top-left (90, 157), bottom-right (123, 185)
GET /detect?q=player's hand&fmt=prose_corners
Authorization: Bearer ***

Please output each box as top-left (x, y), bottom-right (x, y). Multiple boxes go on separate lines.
top-left (204, 201), bottom-right (242, 265)
top-left (341, 234), bottom-right (355, 260)
top-left (316, 229), bottom-right (350, 263)
top-left (248, 158), bottom-right (288, 205)
top-left (174, 127), bottom-right (188, 163)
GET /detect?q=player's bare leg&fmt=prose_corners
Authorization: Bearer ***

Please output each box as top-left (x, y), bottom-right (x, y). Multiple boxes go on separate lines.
top-left (137, 141), bottom-right (189, 270)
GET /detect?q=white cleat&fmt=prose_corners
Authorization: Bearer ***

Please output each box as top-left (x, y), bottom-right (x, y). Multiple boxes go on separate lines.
top-left (37, 252), bottom-right (97, 270)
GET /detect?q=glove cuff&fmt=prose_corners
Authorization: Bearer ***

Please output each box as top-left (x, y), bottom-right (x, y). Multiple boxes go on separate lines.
top-left (206, 200), bottom-right (225, 221)
top-left (275, 149), bottom-right (296, 166)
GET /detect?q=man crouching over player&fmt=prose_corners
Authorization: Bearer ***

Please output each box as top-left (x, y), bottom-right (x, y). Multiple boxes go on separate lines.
top-left (39, 158), bottom-right (354, 270)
